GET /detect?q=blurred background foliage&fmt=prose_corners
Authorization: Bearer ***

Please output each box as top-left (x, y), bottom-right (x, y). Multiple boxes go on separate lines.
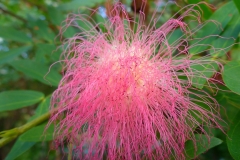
top-left (0, 0), bottom-right (240, 159)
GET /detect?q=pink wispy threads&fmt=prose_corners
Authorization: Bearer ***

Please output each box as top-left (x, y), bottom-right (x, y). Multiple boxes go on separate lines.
top-left (50, 2), bottom-right (225, 160)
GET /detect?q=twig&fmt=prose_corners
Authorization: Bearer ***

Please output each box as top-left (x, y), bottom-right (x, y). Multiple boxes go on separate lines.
top-left (0, 6), bottom-right (27, 23)
top-left (0, 112), bottom-right (50, 148)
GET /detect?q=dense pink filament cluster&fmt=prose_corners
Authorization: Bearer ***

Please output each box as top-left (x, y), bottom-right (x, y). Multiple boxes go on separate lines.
top-left (50, 3), bottom-right (224, 160)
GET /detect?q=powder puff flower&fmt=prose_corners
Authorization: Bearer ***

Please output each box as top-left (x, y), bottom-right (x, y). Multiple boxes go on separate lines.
top-left (50, 2), bottom-right (225, 159)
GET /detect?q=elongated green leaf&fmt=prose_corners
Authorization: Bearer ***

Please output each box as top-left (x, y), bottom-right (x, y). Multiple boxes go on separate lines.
top-left (223, 61), bottom-right (240, 95)
top-left (185, 134), bottom-right (223, 159)
top-left (215, 86), bottom-right (240, 109)
top-left (187, 0), bottom-right (212, 19)
top-left (30, 20), bottom-right (55, 42)
top-left (0, 90), bottom-right (44, 112)
top-left (35, 96), bottom-right (50, 116)
top-left (63, 26), bottom-right (78, 38)
top-left (210, 13), bottom-right (240, 57)
top-left (191, 62), bottom-right (218, 89)
top-left (20, 124), bottom-right (54, 142)
top-left (29, 96), bottom-right (51, 121)
top-left (0, 46), bottom-right (31, 65)
top-left (47, 6), bottom-right (65, 26)
top-left (35, 43), bottom-right (61, 63)
top-left (167, 29), bottom-right (183, 46)
top-left (10, 60), bottom-right (61, 87)
top-left (5, 96), bottom-right (51, 160)
top-left (233, 0), bottom-right (240, 14)
top-left (227, 111), bottom-right (240, 160)
top-left (0, 26), bottom-right (31, 43)
top-left (190, 1), bottom-right (237, 54)
top-left (4, 140), bottom-right (35, 160)
top-left (59, 0), bottom-right (105, 11)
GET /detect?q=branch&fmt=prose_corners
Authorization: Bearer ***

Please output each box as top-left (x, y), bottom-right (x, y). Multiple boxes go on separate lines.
top-left (0, 6), bottom-right (27, 23)
top-left (0, 112), bottom-right (50, 148)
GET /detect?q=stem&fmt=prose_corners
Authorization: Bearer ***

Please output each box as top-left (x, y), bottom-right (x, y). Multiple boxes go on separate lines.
top-left (19, 112), bottom-right (50, 133)
top-left (68, 143), bottom-right (73, 160)
top-left (0, 112), bottom-right (50, 148)
top-left (0, 6), bottom-right (27, 23)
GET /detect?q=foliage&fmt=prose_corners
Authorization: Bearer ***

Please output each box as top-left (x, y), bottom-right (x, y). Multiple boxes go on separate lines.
top-left (0, 0), bottom-right (240, 159)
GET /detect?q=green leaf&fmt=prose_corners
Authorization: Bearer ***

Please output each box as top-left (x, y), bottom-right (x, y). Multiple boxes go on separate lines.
top-left (35, 43), bottom-right (61, 63)
top-left (210, 13), bottom-right (240, 57)
top-left (227, 111), bottom-right (240, 160)
top-left (223, 61), bottom-right (240, 95)
top-left (20, 124), bottom-right (54, 142)
top-left (0, 46), bottom-right (31, 65)
top-left (4, 140), bottom-right (35, 160)
top-left (63, 26), bottom-right (78, 38)
top-left (10, 59), bottom-right (62, 87)
top-left (31, 20), bottom-right (55, 42)
top-left (0, 26), bottom-right (31, 43)
top-left (0, 90), bottom-right (44, 112)
top-left (187, 0), bottom-right (213, 19)
top-left (215, 86), bottom-right (240, 109)
top-left (191, 62), bottom-right (218, 89)
top-left (232, 47), bottom-right (240, 61)
top-left (185, 134), bottom-right (223, 159)
top-left (35, 96), bottom-right (50, 116)
top-left (59, 0), bottom-right (105, 11)
top-left (47, 6), bottom-right (65, 26)
top-left (233, 0), bottom-right (240, 14)
top-left (29, 96), bottom-right (51, 121)
top-left (167, 28), bottom-right (183, 46)
top-left (5, 96), bottom-right (51, 159)
top-left (190, 1), bottom-right (237, 54)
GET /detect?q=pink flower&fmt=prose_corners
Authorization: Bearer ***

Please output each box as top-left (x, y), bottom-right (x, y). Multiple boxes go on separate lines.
top-left (50, 2), bottom-right (224, 159)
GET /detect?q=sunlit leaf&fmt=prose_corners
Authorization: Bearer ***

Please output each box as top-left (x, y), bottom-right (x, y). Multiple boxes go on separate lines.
top-left (0, 90), bottom-right (44, 112)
